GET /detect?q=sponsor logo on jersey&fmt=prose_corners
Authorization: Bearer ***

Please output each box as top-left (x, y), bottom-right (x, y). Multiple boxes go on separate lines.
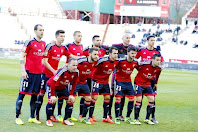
top-left (103, 69), bottom-right (112, 74)
top-left (60, 80), bottom-right (70, 85)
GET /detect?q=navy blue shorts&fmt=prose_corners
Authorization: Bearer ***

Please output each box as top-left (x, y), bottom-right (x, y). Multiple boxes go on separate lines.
top-left (134, 83), bottom-right (154, 97)
top-left (73, 83), bottom-right (91, 96)
top-left (114, 81), bottom-right (135, 98)
top-left (19, 70), bottom-right (41, 95)
top-left (46, 84), bottom-right (69, 101)
top-left (91, 80), bottom-right (110, 95)
top-left (38, 73), bottom-right (51, 96)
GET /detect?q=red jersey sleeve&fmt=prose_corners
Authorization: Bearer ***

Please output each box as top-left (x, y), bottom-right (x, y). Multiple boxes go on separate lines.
top-left (83, 47), bottom-right (89, 57)
top-left (83, 50), bottom-right (89, 57)
top-left (155, 69), bottom-right (161, 84)
top-left (22, 40), bottom-right (32, 54)
top-left (135, 50), bottom-right (141, 59)
top-left (70, 71), bottom-right (79, 95)
top-left (43, 44), bottom-right (53, 58)
top-left (64, 46), bottom-right (71, 57)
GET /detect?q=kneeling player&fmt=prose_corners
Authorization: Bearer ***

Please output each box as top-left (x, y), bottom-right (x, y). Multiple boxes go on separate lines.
top-left (134, 54), bottom-right (162, 125)
top-left (45, 58), bottom-right (78, 127)
top-left (74, 47), bottom-right (99, 124)
top-left (114, 46), bottom-right (138, 124)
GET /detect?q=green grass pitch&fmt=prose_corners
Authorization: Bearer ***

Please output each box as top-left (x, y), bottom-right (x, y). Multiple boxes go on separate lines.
top-left (0, 58), bottom-right (198, 132)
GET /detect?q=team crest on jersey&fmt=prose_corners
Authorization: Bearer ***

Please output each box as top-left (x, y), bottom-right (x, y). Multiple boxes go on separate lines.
top-left (146, 68), bottom-right (149, 71)
top-left (84, 65), bottom-right (87, 67)
top-left (123, 64), bottom-right (126, 67)
top-left (73, 48), bottom-right (76, 50)
top-left (127, 68), bottom-right (130, 70)
top-left (34, 44), bottom-right (37, 47)
top-left (133, 64), bottom-right (135, 67)
top-left (143, 52), bottom-right (146, 54)
top-left (42, 44), bottom-right (44, 47)
top-left (105, 65), bottom-right (108, 67)
top-left (114, 64), bottom-right (116, 67)
top-left (57, 54), bottom-right (60, 57)
top-left (38, 49), bottom-right (41, 52)
top-left (64, 76), bottom-right (67, 78)
top-left (54, 50), bottom-right (56, 52)
top-left (154, 70), bottom-right (157, 73)
top-left (71, 75), bottom-right (74, 79)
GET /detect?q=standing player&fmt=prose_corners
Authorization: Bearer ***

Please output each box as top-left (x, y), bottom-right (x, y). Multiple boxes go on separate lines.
top-left (83, 35), bottom-right (108, 57)
top-left (114, 46), bottom-right (138, 125)
top-left (35, 30), bottom-right (77, 122)
top-left (46, 58), bottom-right (79, 127)
top-left (135, 35), bottom-right (164, 123)
top-left (109, 33), bottom-right (134, 121)
top-left (134, 54), bottom-right (162, 125)
top-left (90, 47), bottom-right (119, 124)
top-left (15, 24), bottom-right (45, 125)
top-left (56, 31), bottom-right (84, 122)
top-left (73, 47), bottom-right (99, 125)
top-left (79, 35), bottom-right (109, 120)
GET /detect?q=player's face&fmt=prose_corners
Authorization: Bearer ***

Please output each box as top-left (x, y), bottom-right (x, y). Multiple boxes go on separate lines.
top-left (93, 37), bottom-right (101, 47)
top-left (128, 50), bottom-right (137, 60)
top-left (74, 32), bottom-right (82, 43)
top-left (147, 37), bottom-right (155, 47)
top-left (90, 50), bottom-right (99, 61)
top-left (122, 34), bottom-right (131, 46)
top-left (110, 49), bottom-right (118, 61)
top-left (35, 26), bottom-right (44, 39)
top-left (56, 33), bottom-right (65, 44)
top-left (68, 60), bottom-right (78, 72)
top-left (152, 57), bottom-right (161, 67)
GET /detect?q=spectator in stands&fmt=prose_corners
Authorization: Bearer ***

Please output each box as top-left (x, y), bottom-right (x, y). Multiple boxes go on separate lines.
top-left (174, 26), bottom-right (181, 35)
top-left (8, 7), bottom-right (11, 15)
top-left (193, 43), bottom-right (198, 48)
top-left (192, 23), bottom-right (198, 34)
top-left (186, 20), bottom-right (188, 27)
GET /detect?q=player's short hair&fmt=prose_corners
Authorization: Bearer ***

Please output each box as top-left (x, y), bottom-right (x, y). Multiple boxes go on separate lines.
top-left (127, 46), bottom-right (137, 52)
top-left (68, 58), bottom-right (77, 63)
top-left (73, 31), bottom-right (81, 36)
top-left (147, 35), bottom-right (155, 41)
top-left (55, 30), bottom-right (65, 36)
top-left (152, 54), bottom-right (161, 59)
top-left (92, 35), bottom-right (100, 41)
top-left (109, 46), bottom-right (118, 53)
top-left (89, 47), bottom-right (99, 53)
top-left (34, 24), bottom-right (42, 31)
